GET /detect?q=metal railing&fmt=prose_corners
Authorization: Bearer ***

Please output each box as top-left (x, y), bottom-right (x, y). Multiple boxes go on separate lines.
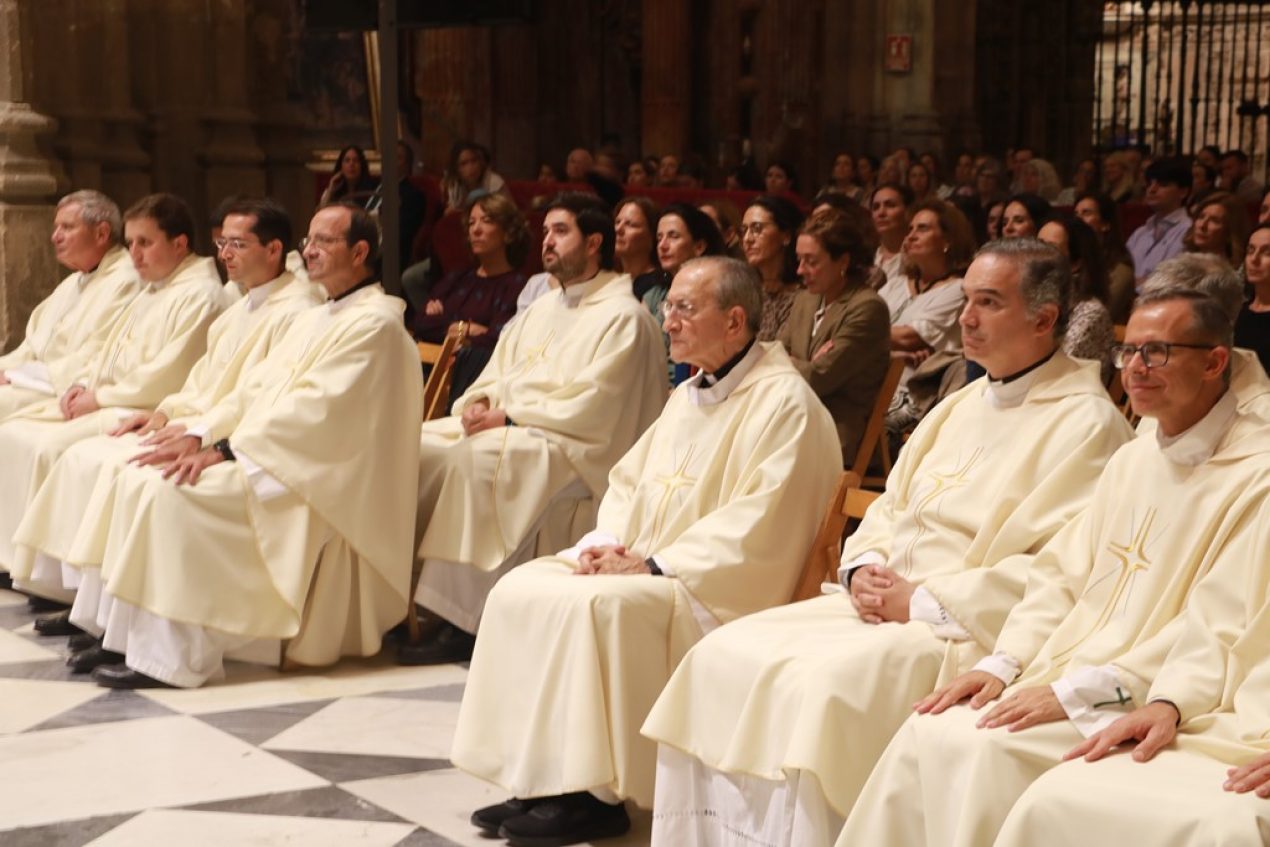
top-left (1095, 1), bottom-right (1270, 175)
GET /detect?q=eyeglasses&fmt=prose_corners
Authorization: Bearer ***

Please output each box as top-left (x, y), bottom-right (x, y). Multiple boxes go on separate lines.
top-left (738, 222), bottom-right (770, 238)
top-left (298, 234), bottom-right (345, 252)
top-left (213, 237), bottom-right (258, 253)
top-left (1111, 341), bottom-right (1217, 370)
top-left (659, 299), bottom-right (703, 320)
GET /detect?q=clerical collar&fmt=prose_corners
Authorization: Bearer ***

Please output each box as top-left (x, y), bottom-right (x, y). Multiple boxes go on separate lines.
top-left (703, 337), bottom-right (756, 385)
top-left (1155, 388), bottom-right (1237, 467)
top-left (328, 280), bottom-right (381, 314)
top-left (331, 274), bottom-right (377, 303)
top-left (558, 271), bottom-right (603, 308)
top-left (244, 273), bottom-right (286, 311)
top-left (983, 350), bottom-right (1056, 409)
top-left (687, 340), bottom-right (764, 407)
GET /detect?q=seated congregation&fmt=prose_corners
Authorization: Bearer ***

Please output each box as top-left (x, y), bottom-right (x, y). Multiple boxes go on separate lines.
top-left (0, 172), bottom-right (1268, 847)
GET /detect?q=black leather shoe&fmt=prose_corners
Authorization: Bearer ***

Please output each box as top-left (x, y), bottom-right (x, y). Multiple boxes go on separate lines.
top-left (67, 645), bottom-right (125, 674)
top-left (91, 664), bottom-right (174, 689)
top-left (498, 792), bottom-right (630, 846)
top-left (0, 571), bottom-right (11, 589)
top-left (34, 610), bottom-right (84, 637)
top-left (68, 632), bottom-right (100, 652)
top-left (26, 595), bottom-right (70, 613)
top-left (471, 797), bottom-right (543, 835)
top-left (395, 622), bottom-right (475, 665)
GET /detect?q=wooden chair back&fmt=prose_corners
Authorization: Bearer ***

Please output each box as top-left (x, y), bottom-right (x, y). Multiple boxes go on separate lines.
top-left (1106, 324), bottom-right (1137, 424)
top-left (854, 353), bottom-right (907, 489)
top-left (788, 471), bottom-right (882, 603)
top-left (420, 321), bottom-right (468, 423)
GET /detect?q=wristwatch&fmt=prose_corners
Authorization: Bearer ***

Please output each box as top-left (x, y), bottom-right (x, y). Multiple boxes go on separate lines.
top-left (212, 438), bottom-right (236, 462)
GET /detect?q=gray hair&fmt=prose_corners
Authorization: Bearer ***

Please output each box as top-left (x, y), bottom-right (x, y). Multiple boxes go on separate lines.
top-left (1141, 254), bottom-right (1244, 325)
top-left (685, 255), bottom-right (763, 336)
top-left (57, 190), bottom-right (122, 244)
top-left (976, 237), bottom-right (1073, 339)
top-left (1134, 285), bottom-right (1234, 350)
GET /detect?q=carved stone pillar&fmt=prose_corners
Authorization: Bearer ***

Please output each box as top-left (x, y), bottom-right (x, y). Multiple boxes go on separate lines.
top-left (94, 0), bottom-right (152, 206)
top-left (417, 28), bottom-right (492, 174)
top-left (0, 0), bottom-right (62, 352)
top-left (640, 0), bottom-right (691, 158)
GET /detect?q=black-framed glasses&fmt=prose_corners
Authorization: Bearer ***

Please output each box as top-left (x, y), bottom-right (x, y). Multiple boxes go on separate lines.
top-left (1111, 341), bottom-right (1216, 370)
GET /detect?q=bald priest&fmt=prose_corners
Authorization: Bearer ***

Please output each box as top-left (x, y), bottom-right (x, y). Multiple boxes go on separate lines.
top-left (450, 256), bottom-right (841, 846)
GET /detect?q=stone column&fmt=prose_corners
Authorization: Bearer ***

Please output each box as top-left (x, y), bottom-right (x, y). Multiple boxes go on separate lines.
top-left (641, 0), bottom-right (691, 158)
top-left (417, 28), bottom-right (492, 174)
top-left (201, 0), bottom-right (267, 224)
top-left (94, 0), bottom-right (151, 206)
top-left (0, 0), bottom-right (62, 353)
top-left (880, 0), bottom-right (945, 156)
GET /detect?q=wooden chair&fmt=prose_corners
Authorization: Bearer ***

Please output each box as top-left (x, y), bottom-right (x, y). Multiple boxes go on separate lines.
top-left (788, 471), bottom-right (882, 603)
top-left (854, 354), bottom-right (907, 489)
top-left (1106, 324), bottom-right (1137, 424)
top-left (419, 321), bottom-right (468, 423)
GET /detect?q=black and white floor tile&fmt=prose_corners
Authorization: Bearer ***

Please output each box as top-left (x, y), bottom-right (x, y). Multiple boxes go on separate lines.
top-left (0, 587), bottom-right (652, 846)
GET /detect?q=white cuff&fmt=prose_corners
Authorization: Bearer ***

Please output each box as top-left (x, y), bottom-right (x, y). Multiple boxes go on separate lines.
top-left (1051, 664), bottom-right (1134, 738)
top-left (557, 530), bottom-right (621, 563)
top-left (973, 652), bottom-right (1022, 686)
top-left (909, 587), bottom-right (971, 640)
top-left (5, 365), bottom-right (55, 394)
top-left (185, 423), bottom-right (212, 448)
top-left (836, 550), bottom-right (886, 588)
top-left (236, 449), bottom-right (288, 502)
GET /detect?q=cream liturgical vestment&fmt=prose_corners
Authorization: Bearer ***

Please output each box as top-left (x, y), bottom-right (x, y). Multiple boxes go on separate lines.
top-left (7, 271), bottom-right (324, 598)
top-left (0, 254), bottom-right (222, 576)
top-left (1137, 347), bottom-right (1270, 434)
top-left (996, 495), bottom-right (1270, 847)
top-left (414, 271), bottom-right (667, 632)
top-left (0, 245), bottom-right (139, 420)
top-left (641, 352), bottom-right (1133, 846)
top-left (69, 285), bottom-right (421, 686)
top-left (837, 392), bottom-right (1270, 847)
top-left (451, 342), bottom-right (840, 810)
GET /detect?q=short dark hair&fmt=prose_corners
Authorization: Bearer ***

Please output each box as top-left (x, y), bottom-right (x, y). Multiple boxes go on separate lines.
top-left (747, 194), bottom-right (805, 284)
top-left (222, 197), bottom-right (294, 257)
top-left (209, 194), bottom-right (251, 229)
top-left (870, 182), bottom-right (914, 207)
top-left (977, 238), bottom-right (1073, 339)
top-left (660, 203), bottom-right (726, 258)
top-left (544, 191), bottom-right (617, 269)
top-left (124, 193), bottom-right (196, 246)
top-left (320, 200), bottom-right (380, 265)
top-left (1145, 157), bottom-right (1193, 189)
top-left (1003, 192), bottom-right (1055, 233)
top-left (1221, 149), bottom-right (1249, 164)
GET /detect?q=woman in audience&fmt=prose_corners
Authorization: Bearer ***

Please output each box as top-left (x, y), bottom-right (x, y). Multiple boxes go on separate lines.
top-left (1074, 190), bottom-right (1136, 323)
top-left (765, 161), bottom-right (798, 196)
top-left (1017, 158), bottom-right (1062, 203)
top-left (876, 154), bottom-right (906, 189)
top-left (1236, 223), bottom-right (1270, 370)
top-left (699, 199), bottom-right (743, 258)
top-left (644, 203), bottom-right (726, 323)
top-left (907, 161), bottom-right (935, 203)
top-left (441, 140), bottom-right (509, 212)
top-left (1038, 213), bottom-right (1116, 381)
top-left (741, 195), bottom-right (804, 341)
top-left (537, 163), bottom-right (558, 182)
top-left (824, 152), bottom-right (865, 203)
top-left (614, 196), bottom-right (663, 301)
top-left (1258, 187), bottom-right (1270, 225)
top-left (883, 199), bottom-right (975, 434)
top-left (870, 183), bottom-right (914, 291)
top-left (1102, 150), bottom-right (1136, 203)
top-left (626, 160), bottom-right (653, 187)
top-left (985, 199), bottom-right (1007, 241)
top-left (1184, 191), bottom-right (1251, 267)
top-left (319, 144), bottom-right (379, 206)
top-left (1000, 192), bottom-right (1054, 238)
top-left (856, 155), bottom-right (879, 198)
top-left (413, 194), bottom-right (529, 395)
top-left (1189, 159), bottom-right (1218, 210)
top-left (1055, 157), bottom-right (1099, 206)
top-left (777, 208), bottom-right (891, 465)
top-left (973, 157), bottom-right (1008, 215)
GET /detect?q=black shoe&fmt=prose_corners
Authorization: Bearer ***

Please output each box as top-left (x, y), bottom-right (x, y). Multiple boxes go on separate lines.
top-left (68, 632), bottom-right (100, 652)
top-left (498, 792), bottom-right (630, 846)
top-left (26, 595), bottom-right (70, 613)
top-left (471, 797), bottom-right (543, 835)
top-left (395, 622), bottom-right (475, 665)
top-left (67, 645), bottom-right (125, 674)
top-left (90, 664), bottom-right (174, 690)
top-left (34, 610), bottom-right (84, 637)
top-left (0, 571), bottom-right (11, 589)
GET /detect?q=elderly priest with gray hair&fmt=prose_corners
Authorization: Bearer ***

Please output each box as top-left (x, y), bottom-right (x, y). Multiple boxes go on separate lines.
top-left (451, 255), bottom-right (841, 846)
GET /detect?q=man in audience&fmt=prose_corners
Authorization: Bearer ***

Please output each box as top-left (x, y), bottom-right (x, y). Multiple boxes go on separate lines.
top-left (8, 198), bottom-right (323, 641)
top-left (402, 192), bottom-right (667, 665)
top-left (0, 190), bottom-right (138, 422)
top-left (1219, 148), bottom-right (1264, 203)
top-left (642, 239), bottom-right (1133, 846)
top-left (1126, 157), bottom-right (1192, 284)
top-left (0, 193), bottom-right (223, 593)
top-left (657, 153), bottom-right (680, 187)
top-left (837, 285), bottom-right (1270, 846)
top-left (452, 255), bottom-right (841, 844)
top-left (61, 202), bottom-right (421, 689)
top-left (564, 147), bottom-right (594, 183)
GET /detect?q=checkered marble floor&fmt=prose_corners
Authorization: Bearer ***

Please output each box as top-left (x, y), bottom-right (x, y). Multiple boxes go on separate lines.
top-left (0, 587), bottom-right (652, 846)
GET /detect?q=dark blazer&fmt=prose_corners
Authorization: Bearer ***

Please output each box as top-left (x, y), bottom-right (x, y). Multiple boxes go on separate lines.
top-left (778, 284), bottom-right (891, 464)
